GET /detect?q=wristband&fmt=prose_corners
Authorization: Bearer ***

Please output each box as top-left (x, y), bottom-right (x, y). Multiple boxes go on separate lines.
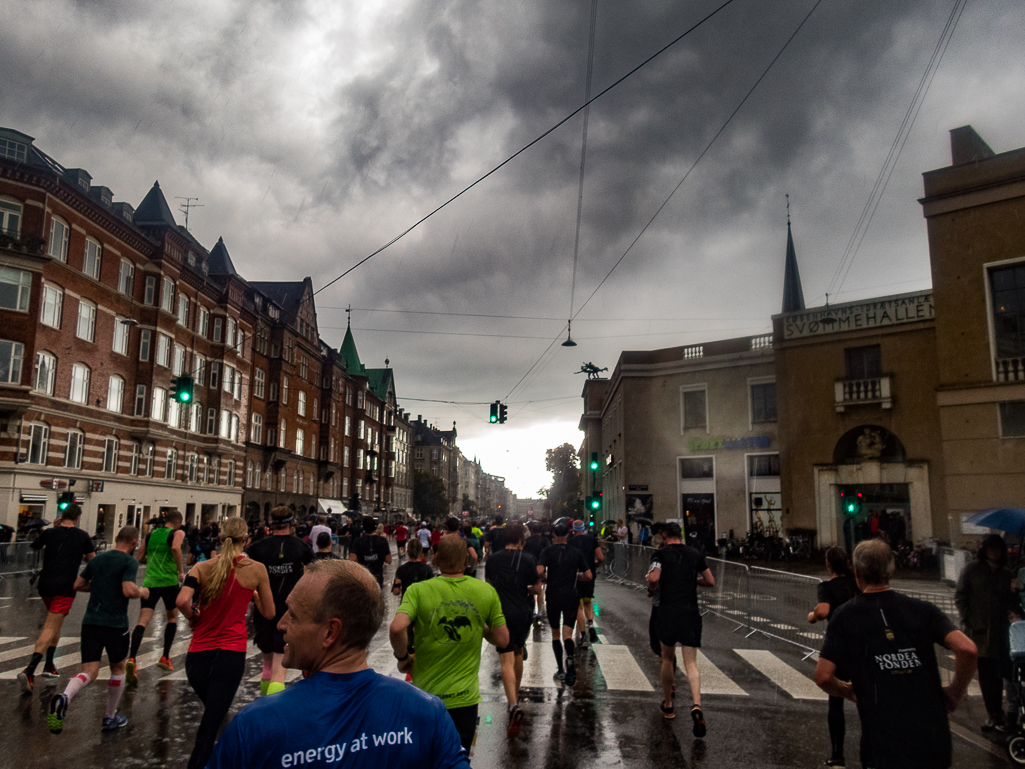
top-left (394, 652), bottom-right (410, 662)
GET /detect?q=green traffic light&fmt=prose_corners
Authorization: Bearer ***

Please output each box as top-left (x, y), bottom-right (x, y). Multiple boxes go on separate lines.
top-left (589, 461), bottom-right (598, 471)
top-left (590, 500), bottom-right (599, 510)
top-left (181, 392), bottom-right (191, 402)
top-left (490, 414), bottom-right (497, 423)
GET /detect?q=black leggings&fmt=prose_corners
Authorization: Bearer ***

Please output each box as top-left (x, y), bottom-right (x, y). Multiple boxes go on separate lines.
top-left (185, 649), bottom-right (247, 769)
top-left (827, 695), bottom-right (845, 760)
top-left (447, 704), bottom-right (479, 752)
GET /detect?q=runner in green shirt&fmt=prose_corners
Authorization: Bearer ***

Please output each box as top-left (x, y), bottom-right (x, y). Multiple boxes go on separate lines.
top-left (390, 535), bottom-right (508, 753)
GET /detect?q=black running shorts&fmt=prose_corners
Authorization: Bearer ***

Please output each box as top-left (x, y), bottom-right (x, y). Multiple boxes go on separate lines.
top-left (656, 605), bottom-right (702, 649)
top-left (497, 614), bottom-right (530, 654)
top-left (80, 624), bottom-right (130, 665)
top-left (254, 613), bottom-right (286, 655)
top-left (576, 579), bottom-right (595, 600)
top-left (140, 585), bottom-right (179, 612)
top-left (546, 594), bottom-right (579, 631)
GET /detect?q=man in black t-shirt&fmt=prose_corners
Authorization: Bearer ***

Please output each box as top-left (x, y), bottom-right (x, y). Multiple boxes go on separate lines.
top-left (247, 506), bottom-right (313, 696)
top-left (484, 515), bottom-right (506, 559)
top-left (569, 520), bottom-right (604, 645)
top-left (538, 523), bottom-right (590, 686)
top-left (815, 540), bottom-right (977, 769)
top-left (18, 505), bottom-right (95, 692)
top-left (349, 516), bottom-right (392, 588)
top-left (485, 522), bottom-right (540, 737)
top-left (646, 522), bottom-right (714, 734)
top-left (523, 522), bottom-right (550, 622)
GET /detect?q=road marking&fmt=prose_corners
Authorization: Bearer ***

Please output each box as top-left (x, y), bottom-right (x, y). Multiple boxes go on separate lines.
top-left (734, 649), bottom-right (827, 701)
top-left (0, 637), bottom-right (28, 645)
top-left (93, 635), bottom-right (193, 681)
top-left (0, 637), bottom-right (81, 672)
top-left (592, 644), bottom-right (653, 691)
top-left (675, 649), bottom-right (748, 696)
top-left (950, 722), bottom-right (1007, 758)
top-left (519, 641), bottom-right (559, 689)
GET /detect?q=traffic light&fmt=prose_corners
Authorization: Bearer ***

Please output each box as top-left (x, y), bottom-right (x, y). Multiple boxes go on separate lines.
top-left (170, 375), bottom-right (194, 404)
top-left (498, 403), bottom-right (507, 424)
top-left (841, 490), bottom-right (861, 516)
top-left (489, 402), bottom-right (498, 423)
top-left (589, 452), bottom-right (599, 471)
top-left (591, 492), bottom-right (601, 511)
top-left (57, 491), bottom-right (74, 512)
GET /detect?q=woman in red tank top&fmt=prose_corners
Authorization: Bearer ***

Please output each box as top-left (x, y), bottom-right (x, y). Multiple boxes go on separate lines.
top-left (175, 517), bottom-right (275, 769)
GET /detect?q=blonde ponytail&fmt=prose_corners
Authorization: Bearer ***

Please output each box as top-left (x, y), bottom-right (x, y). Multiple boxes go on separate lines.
top-left (202, 517), bottom-right (249, 605)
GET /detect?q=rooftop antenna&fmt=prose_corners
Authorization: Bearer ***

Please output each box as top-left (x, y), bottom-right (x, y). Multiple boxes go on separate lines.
top-left (346, 304), bottom-right (352, 327)
top-left (175, 197), bottom-right (204, 230)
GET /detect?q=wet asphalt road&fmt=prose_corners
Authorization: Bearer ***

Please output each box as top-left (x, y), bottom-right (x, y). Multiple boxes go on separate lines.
top-left (0, 556), bottom-right (1012, 769)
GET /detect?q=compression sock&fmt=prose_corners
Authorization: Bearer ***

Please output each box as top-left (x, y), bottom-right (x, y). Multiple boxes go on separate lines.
top-left (260, 659), bottom-right (273, 695)
top-left (564, 638), bottom-right (575, 661)
top-left (163, 624), bottom-right (177, 658)
top-left (551, 640), bottom-right (564, 671)
top-left (45, 646), bottom-right (57, 669)
top-left (130, 626), bottom-right (145, 660)
top-left (25, 652), bottom-right (43, 676)
top-left (63, 672), bottom-right (91, 703)
top-left (105, 675), bottom-right (126, 718)
top-left (266, 681), bottom-right (286, 695)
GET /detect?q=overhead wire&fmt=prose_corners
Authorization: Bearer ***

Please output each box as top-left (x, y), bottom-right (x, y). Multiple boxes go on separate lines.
top-left (322, 306), bottom-right (766, 321)
top-left (827, 0), bottom-right (968, 296)
top-left (309, 0), bottom-right (740, 300)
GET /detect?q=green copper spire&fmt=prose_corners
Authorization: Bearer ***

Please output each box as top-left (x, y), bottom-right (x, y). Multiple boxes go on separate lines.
top-left (339, 314), bottom-right (364, 375)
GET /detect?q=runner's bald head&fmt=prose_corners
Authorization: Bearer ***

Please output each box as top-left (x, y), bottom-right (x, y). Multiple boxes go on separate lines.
top-left (437, 535), bottom-right (468, 573)
top-left (307, 559), bottom-right (385, 651)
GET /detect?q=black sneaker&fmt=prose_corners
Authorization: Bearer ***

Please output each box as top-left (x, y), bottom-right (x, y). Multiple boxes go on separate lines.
top-left (691, 706), bottom-right (706, 738)
top-left (564, 663), bottom-right (577, 687)
top-left (588, 626), bottom-right (598, 643)
top-left (17, 670), bottom-right (33, 693)
top-left (41, 665), bottom-right (59, 678)
top-left (521, 645), bottom-right (528, 662)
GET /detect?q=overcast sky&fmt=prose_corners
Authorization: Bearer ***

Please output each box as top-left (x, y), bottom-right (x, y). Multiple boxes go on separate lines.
top-left (2, 0), bottom-right (1023, 497)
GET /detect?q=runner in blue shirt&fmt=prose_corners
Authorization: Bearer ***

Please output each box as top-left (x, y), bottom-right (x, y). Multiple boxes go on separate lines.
top-left (207, 559), bottom-right (468, 769)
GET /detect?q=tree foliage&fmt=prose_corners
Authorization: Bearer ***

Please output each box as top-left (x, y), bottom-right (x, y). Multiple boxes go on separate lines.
top-left (543, 443), bottom-right (580, 519)
top-left (414, 471), bottom-right (448, 521)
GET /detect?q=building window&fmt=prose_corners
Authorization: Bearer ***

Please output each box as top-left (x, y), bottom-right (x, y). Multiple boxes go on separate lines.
top-left (168, 399), bottom-right (181, 429)
top-left (300, 356), bottom-right (309, 379)
top-left (211, 458), bottom-right (220, 485)
top-left (139, 329), bottom-right (151, 362)
top-left (143, 444), bottom-right (154, 477)
top-left (165, 448), bottom-right (178, 480)
top-left (344, 415), bottom-right (350, 436)
top-left (198, 307), bottom-right (209, 338)
top-left (0, 196), bottom-right (23, 237)
top-left (65, 430), bottom-right (84, 469)
top-left (845, 344), bottom-right (882, 380)
top-left (343, 445), bottom-right (350, 467)
top-left (332, 404), bottom-right (337, 427)
top-left (0, 339), bottom-right (24, 384)
top-left (187, 453), bottom-right (198, 483)
top-left (254, 368), bottom-right (265, 398)
top-left (681, 387), bottom-right (707, 431)
top-left (173, 344), bottom-right (186, 376)
top-left (268, 382), bottom-right (278, 401)
top-left (227, 460), bottom-right (236, 487)
top-left (991, 263), bottom-right (1025, 359)
top-left (81, 238), bottom-right (102, 280)
top-left (76, 300), bottom-right (96, 342)
top-left (113, 318), bottom-right (129, 355)
top-left (129, 443), bottom-right (140, 475)
top-left (27, 422), bottom-right (49, 464)
top-left (313, 399), bottom-right (318, 421)
top-left (118, 259), bottom-right (134, 296)
top-left (210, 361), bottom-right (220, 389)
top-left (358, 420), bottom-right (365, 440)
top-left (0, 266), bottom-right (31, 312)
top-left (680, 457), bottom-right (714, 479)
top-left (236, 329), bottom-right (245, 357)
top-left (193, 355), bottom-right (205, 386)
top-left (161, 277), bottom-right (175, 313)
top-left (48, 216), bottom-right (69, 261)
top-left (40, 284), bottom-right (62, 328)
top-left (357, 390), bottom-right (364, 409)
top-left (279, 468), bottom-right (286, 492)
top-left (357, 448), bottom-right (364, 470)
top-left (190, 400), bottom-right (202, 432)
top-left (282, 376), bottom-right (289, 405)
top-left (177, 294), bottom-right (189, 327)
top-left (278, 418), bottom-right (287, 448)
top-left (103, 438), bottom-right (119, 473)
top-left (1000, 401), bottom-right (1025, 438)
top-left (750, 382), bottom-right (777, 424)
top-left (747, 454), bottom-right (780, 477)
top-left (207, 408), bottom-right (216, 435)
top-left (226, 318), bottom-right (236, 348)
top-left (107, 375), bottom-right (124, 412)
top-left (144, 275), bottom-right (156, 305)
top-left (245, 460), bottom-right (254, 488)
top-left (134, 384), bottom-right (147, 416)
top-left (212, 316), bottom-right (223, 343)
top-left (156, 333), bottom-right (170, 368)
top-left (151, 387), bottom-right (167, 422)
top-left (297, 390), bottom-right (306, 416)
top-left (295, 428), bottom-right (304, 456)
top-left (254, 464), bottom-right (262, 489)
top-left (223, 364), bottom-right (234, 394)
top-left (220, 409), bottom-right (231, 439)
top-left (231, 414), bottom-right (239, 442)
top-left (69, 363), bottom-right (90, 403)
top-left (251, 413), bottom-right (263, 443)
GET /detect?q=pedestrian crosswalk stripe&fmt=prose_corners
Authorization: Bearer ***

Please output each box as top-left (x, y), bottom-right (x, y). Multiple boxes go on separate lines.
top-left (0, 637), bottom-right (28, 645)
top-left (0, 637), bottom-right (81, 672)
top-left (676, 649), bottom-right (749, 697)
top-left (735, 649), bottom-right (827, 701)
top-left (93, 634), bottom-right (193, 681)
top-left (592, 644), bottom-right (653, 691)
top-left (166, 641), bottom-right (262, 681)
top-left (517, 641), bottom-right (561, 689)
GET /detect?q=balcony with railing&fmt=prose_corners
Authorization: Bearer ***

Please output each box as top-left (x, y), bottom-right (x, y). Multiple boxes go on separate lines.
top-left (834, 376), bottom-right (892, 412)
top-left (996, 356), bottom-right (1025, 382)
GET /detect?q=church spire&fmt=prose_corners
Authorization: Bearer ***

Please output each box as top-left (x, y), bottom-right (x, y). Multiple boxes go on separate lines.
top-left (781, 197), bottom-right (805, 313)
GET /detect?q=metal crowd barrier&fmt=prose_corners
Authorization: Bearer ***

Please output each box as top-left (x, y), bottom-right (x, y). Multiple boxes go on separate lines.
top-left (0, 541), bottom-right (43, 579)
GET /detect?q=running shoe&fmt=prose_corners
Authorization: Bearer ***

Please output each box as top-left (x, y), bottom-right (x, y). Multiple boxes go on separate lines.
top-left (102, 712), bottom-right (128, 731)
top-left (41, 664), bottom-right (59, 678)
top-left (564, 663), bottom-right (577, 687)
top-left (507, 705), bottom-right (524, 739)
top-left (156, 656), bottom-right (173, 672)
top-left (125, 658), bottom-right (137, 684)
top-left (691, 706), bottom-right (706, 738)
top-left (553, 671), bottom-right (565, 683)
top-left (588, 626), bottom-right (598, 643)
top-left (660, 701), bottom-right (675, 720)
top-left (522, 645), bottom-right (528, 662)
top-left (824, 759), bottom-right (845, 767)
top-left (47, 693), bottom-right (68, 734)
top-left (17, 669), bottom-right (33, 693)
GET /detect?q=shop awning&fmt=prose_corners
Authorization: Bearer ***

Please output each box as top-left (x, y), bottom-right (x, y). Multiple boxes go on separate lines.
top-left (318, 499), bottom-right (346, 515)
top-left (20, 494), bottom-right (49, 503)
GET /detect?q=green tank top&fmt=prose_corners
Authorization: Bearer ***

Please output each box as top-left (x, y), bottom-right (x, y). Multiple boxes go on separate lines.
top-left (143, 527), bottom-right (179, 587)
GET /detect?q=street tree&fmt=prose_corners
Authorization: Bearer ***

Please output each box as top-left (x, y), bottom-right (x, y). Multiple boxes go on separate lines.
top-left (414, 471), bottom-right (448, 521)
top-left (544, 443), bottom-right (580, 519)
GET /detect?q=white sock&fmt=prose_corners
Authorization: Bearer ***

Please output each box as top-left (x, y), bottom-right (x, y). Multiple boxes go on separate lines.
top-left (63, 672), bottom-right (91, 702)
top-left (106, 674), bottom-right (126, 718)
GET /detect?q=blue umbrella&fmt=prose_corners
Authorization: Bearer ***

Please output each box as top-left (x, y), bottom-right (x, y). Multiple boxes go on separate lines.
top-left (966, 508), bottom-right (1025, 535)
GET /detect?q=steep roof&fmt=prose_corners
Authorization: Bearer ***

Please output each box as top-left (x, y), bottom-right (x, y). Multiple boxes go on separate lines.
top-left (339, 322), bottom-right (365, 376)
top-left (366, 367), bottom-right (394, 402)
top-left (207, 237), bottom-right (237, 276)
top-left (249, 281), bottom-right (306, 312)
top-left (781, 220), bottom-right (806, 314)
top-left (134, 181), bottom-right (178, 227)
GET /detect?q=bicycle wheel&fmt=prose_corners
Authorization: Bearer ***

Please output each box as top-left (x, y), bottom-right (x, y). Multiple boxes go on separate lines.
top-left (1008, 735), bottom-right (1025, 765)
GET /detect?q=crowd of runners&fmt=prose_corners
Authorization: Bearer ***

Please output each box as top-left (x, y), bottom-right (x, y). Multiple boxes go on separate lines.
top-left (14, 499), bottom-right (979, 769)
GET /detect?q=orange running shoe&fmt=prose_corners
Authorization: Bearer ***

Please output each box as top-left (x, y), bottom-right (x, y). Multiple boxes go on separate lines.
top-left (156, 656), bottom-right (174, 672)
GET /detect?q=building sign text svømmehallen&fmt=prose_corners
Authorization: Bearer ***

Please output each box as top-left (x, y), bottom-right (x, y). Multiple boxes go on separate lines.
top-left (782, 291), bottom-right (934, 340)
